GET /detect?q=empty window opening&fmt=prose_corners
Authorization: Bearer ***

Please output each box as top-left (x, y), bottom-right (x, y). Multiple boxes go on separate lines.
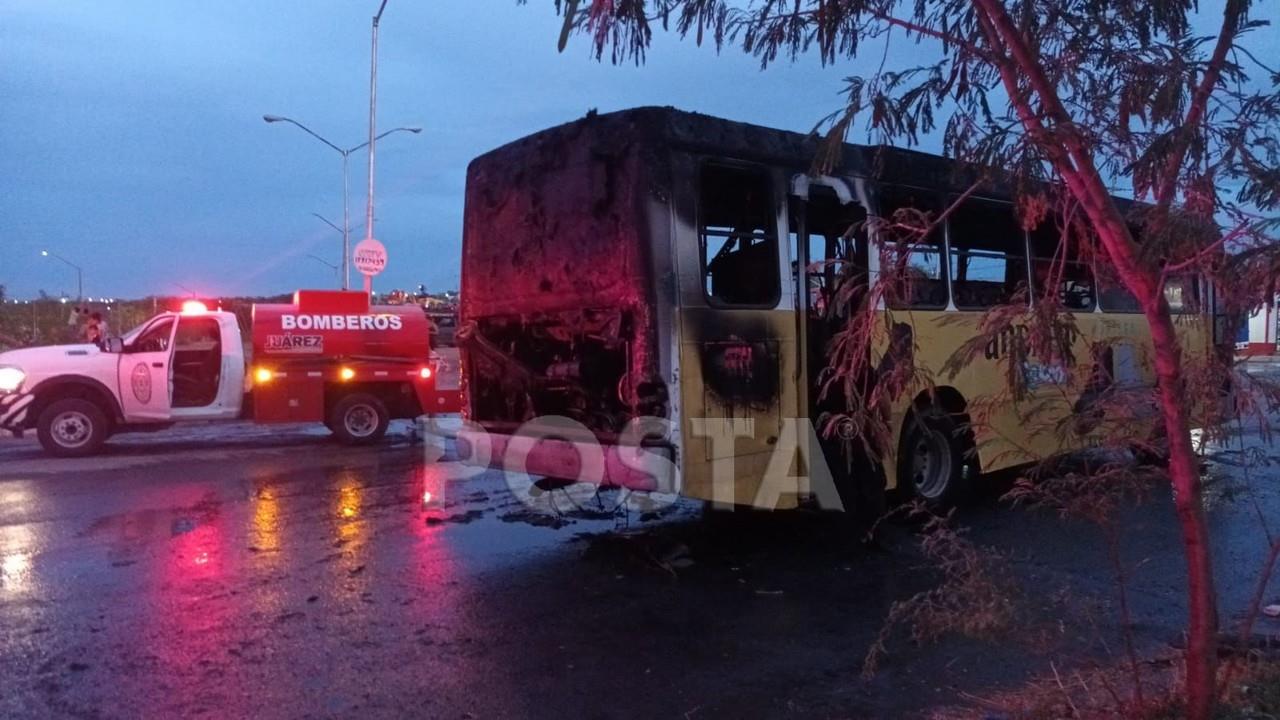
top-left (789, 186), bottom-right (868, 319)
top-left (1164, 275), bottom-right (1201, 314)
top-left (1030, 215), bottom-right (1097, 311)
top-left (699, 164), bottom-right (780, 307)
top-left (1097, 224), bottom-right (1144, 312)
top-left (1098, 273), bottom-right (1142, 312)
top-left (877, 186), bottom-right (947, 309)
top-left (947, 198), bottom-right (1029, 309)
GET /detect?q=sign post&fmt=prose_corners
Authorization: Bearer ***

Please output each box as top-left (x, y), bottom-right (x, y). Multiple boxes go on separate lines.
top-left (352, 238), bottom-right (387, 294)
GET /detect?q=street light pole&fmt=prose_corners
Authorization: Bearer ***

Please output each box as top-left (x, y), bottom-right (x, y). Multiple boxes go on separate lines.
top-left (364, 0), bottom-right (390, 294)
top-left (263, 115), bottom-right (350, 290)
top-left (264, 114), bottom-right (419, 291)
top-left (41, 250), bottom-right (82, 300)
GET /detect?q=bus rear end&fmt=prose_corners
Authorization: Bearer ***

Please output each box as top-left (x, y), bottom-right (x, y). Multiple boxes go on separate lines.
top-left (458, 113), bottom-right (676, 491)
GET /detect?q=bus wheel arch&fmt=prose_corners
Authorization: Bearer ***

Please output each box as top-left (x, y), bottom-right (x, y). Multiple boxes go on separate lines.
top-left (897, 387), bottom-right (979, 507)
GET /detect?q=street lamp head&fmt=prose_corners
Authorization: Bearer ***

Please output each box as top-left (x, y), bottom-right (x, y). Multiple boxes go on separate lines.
top-left (406, 127), bottom-right (423, 134)
top-left (263, 114), bottom-right (286, 123)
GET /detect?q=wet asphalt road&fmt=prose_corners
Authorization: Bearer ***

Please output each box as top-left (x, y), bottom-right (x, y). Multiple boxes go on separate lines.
top-left (3, 390), bottom-right (1280, 717)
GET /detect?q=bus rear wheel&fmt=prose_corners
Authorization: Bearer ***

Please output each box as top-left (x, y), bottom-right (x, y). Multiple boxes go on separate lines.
top-left (329, 393), bottom-right (389, 445)
top-left (897, 409), bottom-right (972, 508)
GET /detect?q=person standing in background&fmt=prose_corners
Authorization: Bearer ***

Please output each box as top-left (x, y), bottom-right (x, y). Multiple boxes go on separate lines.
top-left (84, 312), bottom-right (103, 345)
top-left (68, 306), bottom-right (88, 343)
top-left (91, 311), bottom-right (109, 339)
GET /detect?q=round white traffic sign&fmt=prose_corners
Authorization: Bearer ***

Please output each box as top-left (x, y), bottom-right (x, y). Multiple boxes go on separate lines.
top-left (353, 238), bottom-right (387, 276)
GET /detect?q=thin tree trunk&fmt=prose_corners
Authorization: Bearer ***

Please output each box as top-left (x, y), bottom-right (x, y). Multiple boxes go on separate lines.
top-left (965, 4), bottom-right (1224, 713)
top-left (1147, 306), bottom-right (1219, 720)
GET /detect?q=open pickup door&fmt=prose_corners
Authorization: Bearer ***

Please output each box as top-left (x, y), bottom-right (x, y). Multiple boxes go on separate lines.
top-left (117, 315), bottom-right (177, 423)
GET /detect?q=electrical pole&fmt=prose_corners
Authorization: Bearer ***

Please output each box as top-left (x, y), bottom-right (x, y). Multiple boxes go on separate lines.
top-left (363, 0), bottom-right (389, 295)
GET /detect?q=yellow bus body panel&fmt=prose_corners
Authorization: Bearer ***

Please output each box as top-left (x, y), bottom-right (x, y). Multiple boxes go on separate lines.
top-left (677, 307), bottom-right (802, 509)
top-left (877, 309), bottom-right (1211, 486)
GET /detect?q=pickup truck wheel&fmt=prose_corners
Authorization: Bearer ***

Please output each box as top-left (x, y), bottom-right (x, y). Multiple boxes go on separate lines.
top-left (37, 398), bottom-right (109, 458)
top-left (330, 393), bottom-right (389, 445)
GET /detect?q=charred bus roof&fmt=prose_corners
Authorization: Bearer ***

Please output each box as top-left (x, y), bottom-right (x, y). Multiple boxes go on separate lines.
top-left (464, 105), bottom-right (1180, 221)
top-left (465, 105), bottom-right (1006, 198)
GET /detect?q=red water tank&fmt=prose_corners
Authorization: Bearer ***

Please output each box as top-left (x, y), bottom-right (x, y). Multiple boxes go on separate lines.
top-left (251, 290), bottom-right (430, 361)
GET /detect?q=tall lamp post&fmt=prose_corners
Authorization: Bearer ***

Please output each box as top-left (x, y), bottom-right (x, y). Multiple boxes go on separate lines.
top-left (41, 250), bottom-right (82, 300)
top-left (263, 115), bottom-right (419, 290)
top-left (361, 0), bottom-right (393, 294)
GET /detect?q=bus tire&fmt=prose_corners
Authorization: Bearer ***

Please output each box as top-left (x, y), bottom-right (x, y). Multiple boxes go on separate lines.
top-left (37, 397), bottom-right (109, 458)
top-left (897, 408), bottom-right (972, 508)
top-left (329, 393), bottom-right (389, 445)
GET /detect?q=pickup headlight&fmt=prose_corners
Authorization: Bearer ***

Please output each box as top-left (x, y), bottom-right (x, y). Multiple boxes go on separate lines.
top-left (0, 366), bottom-right (25, 393)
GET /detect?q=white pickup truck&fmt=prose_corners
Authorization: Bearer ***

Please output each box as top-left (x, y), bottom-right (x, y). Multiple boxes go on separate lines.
top-left (0, 293), bottom-right (451, 457)
top-left (0, 308), bottom-right (246, 456)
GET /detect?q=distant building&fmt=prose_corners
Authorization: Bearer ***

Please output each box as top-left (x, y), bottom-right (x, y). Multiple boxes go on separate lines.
top-left (1239, 302), bottom-right (1278, 356)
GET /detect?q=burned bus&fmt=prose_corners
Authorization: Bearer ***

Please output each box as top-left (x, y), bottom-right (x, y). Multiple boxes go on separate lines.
top-left (457, 106), bottom-right (1212, 510)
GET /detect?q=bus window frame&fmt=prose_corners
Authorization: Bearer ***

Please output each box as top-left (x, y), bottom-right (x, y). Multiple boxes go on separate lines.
top-left (874, 183), bottom-right (951, 311)
top-left (695, 160), bottom-right (784, 310)
top-left (1097, 267), bottom-right (1144, 314)
top-left (1164, 274), bottom-right (1203, 315)
top-left (1027, 214), bottom-right (1099, 314)
top-left (1097, 272), bottom-right (1205, 315)
top-left (944, 195), bottom-right (1030, 311)
top-left (788, 180), bottom-right (867, 316)
top-left (1097, 222), bottom-right (1148, 314)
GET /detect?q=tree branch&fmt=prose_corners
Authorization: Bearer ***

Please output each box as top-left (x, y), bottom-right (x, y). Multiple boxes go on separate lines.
top-left (969, 0), bottom-right (1157, 301)
top-left (1160, 221), bottom-right (1254, 277)
top-left (1152, 0), bottom-right (1245, 216)
top-left (869, 11), bottom-right (994, 62)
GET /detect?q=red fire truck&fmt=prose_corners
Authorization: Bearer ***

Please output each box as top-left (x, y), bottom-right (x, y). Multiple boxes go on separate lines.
top-left (0, 290), bottom-right (459, 457)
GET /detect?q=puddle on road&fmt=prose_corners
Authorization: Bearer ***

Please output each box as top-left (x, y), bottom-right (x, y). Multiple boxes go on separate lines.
top-left (0, 525), bottom-right (36, 596)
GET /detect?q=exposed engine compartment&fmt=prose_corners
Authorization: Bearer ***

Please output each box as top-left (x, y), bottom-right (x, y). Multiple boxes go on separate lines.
top-left (463, 308), bottom-right (667, 436)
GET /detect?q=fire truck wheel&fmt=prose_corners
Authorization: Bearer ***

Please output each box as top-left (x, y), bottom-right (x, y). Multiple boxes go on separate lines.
top-left (897, 408), bottom-right (973, 508)
top-left (36, 397), bottom-right (109, 458)
top-left (330, 393), bottom-right (389, 444)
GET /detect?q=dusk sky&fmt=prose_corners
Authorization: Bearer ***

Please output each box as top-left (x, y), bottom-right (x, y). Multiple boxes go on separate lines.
top-left (0, 0), bottom-right (870, 300)
top-left (2, 2), bottom-right (1268, 301)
